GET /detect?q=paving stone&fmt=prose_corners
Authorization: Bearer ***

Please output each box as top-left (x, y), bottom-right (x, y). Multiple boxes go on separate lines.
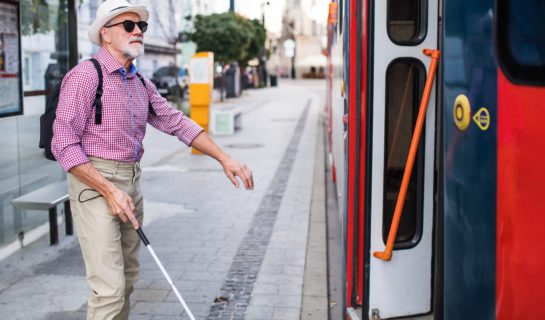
top-left (151, 315), bottom-right (177, 320)
top-left (182, 270), bottom-right (226, 282)
top-left (43, 311), bottom-right (86, 320)
top-left (283, 265), bottom-right (305, 276)
top-left (256, 274), bottom-right (304, 286)
top-left (252, 283), bottom-right (278, 295)
top-left (250, 294), bottom-right (302, 309)
top-left (131, 289), bottom-right (170, 302)
top-left (134, 278), bottom-right (154, 289)
top-left (245, 305), bottom-right (274, 320)
top-left (273, 307), bottom-right (301, 320)
top-left (131, 301), bottom-right (184, 316)
top-left (124, 315), bottom-right (152, 320)
top-left (277, 283), bottom-right (304, 296)
top-left (148, 279), bottom-right (175, 290)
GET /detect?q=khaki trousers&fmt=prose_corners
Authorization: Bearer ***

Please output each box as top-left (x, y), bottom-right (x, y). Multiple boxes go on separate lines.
top-left (67, 157), bottom-right (144, 320)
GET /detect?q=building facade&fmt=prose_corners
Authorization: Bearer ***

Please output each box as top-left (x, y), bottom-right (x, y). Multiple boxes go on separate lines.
top-left (280, 0), bottom-right (329, 78)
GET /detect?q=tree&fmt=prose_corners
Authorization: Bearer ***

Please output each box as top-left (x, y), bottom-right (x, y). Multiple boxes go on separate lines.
top-left (188, 12), bottom-right (267, 96)
top-left (188, 12), bottom-right (266, 67)
top-left (21, 0), bottom-right (53, 36)
top-left (240, 18), bottom-right (267, 68)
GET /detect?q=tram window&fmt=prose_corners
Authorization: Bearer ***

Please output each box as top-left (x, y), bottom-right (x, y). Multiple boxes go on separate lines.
top-left (383, 58), bottom-right (425, 249)
top-left (497, 0), bottom-right (545, 85)
top-left (387, 0), bottom-right (427, 45)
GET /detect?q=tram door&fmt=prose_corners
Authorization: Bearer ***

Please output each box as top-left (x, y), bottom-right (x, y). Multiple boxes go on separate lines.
top-left (367, 0), bottom-right (438, 318)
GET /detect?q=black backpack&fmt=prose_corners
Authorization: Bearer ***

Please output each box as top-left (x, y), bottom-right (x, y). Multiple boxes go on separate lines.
top-left (39, 58), bottom-right (156, 160)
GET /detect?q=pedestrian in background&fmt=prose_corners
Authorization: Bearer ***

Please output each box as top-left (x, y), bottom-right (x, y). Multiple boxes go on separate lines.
top-left (51, 0), bottom-right (254, 319)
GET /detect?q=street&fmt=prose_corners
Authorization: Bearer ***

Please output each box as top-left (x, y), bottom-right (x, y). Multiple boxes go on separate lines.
top-left (0, 80), bottom-right (331, 320)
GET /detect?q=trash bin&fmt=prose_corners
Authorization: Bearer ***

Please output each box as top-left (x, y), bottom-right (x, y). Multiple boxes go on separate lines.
top-left (225, 64), bottom-right (240, 98)
top-left (270, 74), bottom-right (278, 87)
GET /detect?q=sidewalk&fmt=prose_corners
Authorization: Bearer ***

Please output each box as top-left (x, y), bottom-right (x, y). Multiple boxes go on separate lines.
top-left (0, 79), bottom-right (327, 320)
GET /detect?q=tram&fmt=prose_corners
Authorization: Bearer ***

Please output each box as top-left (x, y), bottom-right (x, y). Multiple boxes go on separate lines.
top-left (325, 0), bottom-right (545, 319)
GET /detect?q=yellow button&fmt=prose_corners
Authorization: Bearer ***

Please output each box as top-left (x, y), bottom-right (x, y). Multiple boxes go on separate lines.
top-left (453, 94), bottom-right (471, 131)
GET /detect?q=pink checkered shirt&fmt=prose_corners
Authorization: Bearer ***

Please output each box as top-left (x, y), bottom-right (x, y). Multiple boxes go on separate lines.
top-left (52, 48), bottom-right (203, 171)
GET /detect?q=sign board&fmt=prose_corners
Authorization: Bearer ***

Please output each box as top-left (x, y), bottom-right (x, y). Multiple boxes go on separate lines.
top-left (283, 39), bottom-right (295, 58)
top-left (0, 0), bottom-right (22, 117)
top-left (189, 52), bottom-right (214, 106)
top-left (190, 57), bottom-right (211, 84)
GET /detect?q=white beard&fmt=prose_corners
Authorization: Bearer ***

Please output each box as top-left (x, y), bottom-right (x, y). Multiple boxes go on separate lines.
top-left (123, 37), bottom-right (145, 59)
top-left (123, 44), bottom-right (144, 59)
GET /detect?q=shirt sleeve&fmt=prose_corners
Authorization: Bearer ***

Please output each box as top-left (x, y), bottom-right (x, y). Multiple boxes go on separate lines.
top-left (144, 78), bottom-right (204, 145)
top-left (51, 63), bottom-right (97, 171)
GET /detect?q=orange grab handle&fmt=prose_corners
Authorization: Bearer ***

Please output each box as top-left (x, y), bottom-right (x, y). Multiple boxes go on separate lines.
top-left (373, 49), bottom-right (441, 261)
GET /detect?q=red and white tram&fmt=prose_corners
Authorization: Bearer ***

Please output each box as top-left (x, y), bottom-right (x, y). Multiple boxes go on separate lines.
top-left (325, 0), bottom-right (545, 319)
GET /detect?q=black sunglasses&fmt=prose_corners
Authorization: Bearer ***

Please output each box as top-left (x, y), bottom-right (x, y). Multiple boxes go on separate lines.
top-left (104, 20), bottom-right (148, 33)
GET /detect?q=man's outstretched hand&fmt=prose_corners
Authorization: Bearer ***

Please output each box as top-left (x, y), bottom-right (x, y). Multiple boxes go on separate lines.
top-left (190, 131), bottom-right (254, 190)
top-left (220, 157), bottom-right (254, 190)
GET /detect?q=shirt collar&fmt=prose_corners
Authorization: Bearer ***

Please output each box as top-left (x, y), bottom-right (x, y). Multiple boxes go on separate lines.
top-left (118, 63), bottom-right (138, 78)
top-left (93, 47), bottom-right (138, 77)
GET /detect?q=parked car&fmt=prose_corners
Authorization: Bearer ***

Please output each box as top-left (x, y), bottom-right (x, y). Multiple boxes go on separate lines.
top-left (150, 66), bottom-right (188, 98)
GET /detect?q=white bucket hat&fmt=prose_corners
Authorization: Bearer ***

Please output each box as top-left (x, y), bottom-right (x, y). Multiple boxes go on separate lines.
top-left (88, 0), bottom-right (149, 46)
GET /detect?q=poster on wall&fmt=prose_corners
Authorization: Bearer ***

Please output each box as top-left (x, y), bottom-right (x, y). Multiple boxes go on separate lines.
top-left (0, 0), bottom-right (22, 117)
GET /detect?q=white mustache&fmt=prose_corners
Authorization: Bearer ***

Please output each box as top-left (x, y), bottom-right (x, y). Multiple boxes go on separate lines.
top-left (129, 36), bottom-right (144, 44)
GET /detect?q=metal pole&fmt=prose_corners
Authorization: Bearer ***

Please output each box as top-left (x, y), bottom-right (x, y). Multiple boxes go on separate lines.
top-left (136, 228), bottom-right (196, 320)
top-left (67, 0), bottom-right (79, 68)
top-left (373, 49), bottom-right (441, 261)
top-left (291, 56), bottom-right (296, 79)
top-left (173, 42), bottom-right (182, 110)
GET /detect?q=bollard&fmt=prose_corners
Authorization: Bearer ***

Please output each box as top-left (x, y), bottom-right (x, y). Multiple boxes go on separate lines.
top-left (189, 52), bottom-right (214, 154)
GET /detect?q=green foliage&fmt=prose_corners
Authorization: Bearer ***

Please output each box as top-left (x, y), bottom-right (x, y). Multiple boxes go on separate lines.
top-left (189, 12), bottom-right (266, 66)
top-left (242, 18), bottom-right (267, 66)
top-left (21, 0), bottom-right (52, 36)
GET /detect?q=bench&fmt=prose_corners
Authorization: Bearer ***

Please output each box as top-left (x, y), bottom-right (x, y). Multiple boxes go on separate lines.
top-left (11, 181), bottom-right (72, 246)
top-left (210, 106), bottom-right (242, 135)
top-left (0, 174), bottom-right (49, 241)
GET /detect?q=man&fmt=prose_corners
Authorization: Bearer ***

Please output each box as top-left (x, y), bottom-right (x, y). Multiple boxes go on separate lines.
top-left (51, 0), bottom-right (253, 319)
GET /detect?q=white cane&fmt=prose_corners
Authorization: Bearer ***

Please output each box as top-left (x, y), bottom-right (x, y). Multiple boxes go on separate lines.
top-left (136, 228), bottom-right (196, 320)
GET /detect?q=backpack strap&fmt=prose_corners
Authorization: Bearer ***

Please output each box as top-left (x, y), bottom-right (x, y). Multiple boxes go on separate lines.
top-left (89, 58), bottom-right (104, 124)
top-left (136, 72), bottom-right (157, 117)
top-left (88, 59), bottom-right (156, 123)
